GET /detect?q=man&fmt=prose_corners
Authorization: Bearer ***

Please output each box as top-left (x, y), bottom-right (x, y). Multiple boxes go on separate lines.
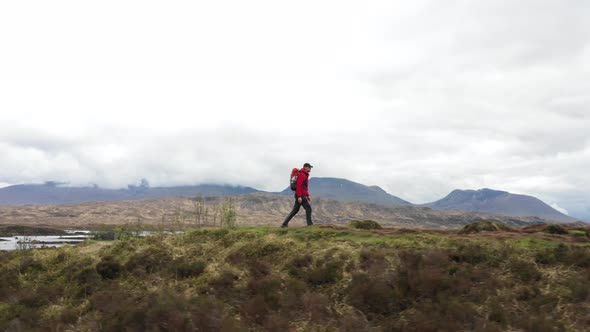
top-left (281, 163), bottom-right (314, 227)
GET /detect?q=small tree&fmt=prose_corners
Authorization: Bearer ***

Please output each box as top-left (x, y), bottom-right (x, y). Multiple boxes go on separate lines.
top-left (221, 197), bottom-right (237, 228)
top-left (191, 195), bottom-right (206, 228)
top-left (211, 205), bottom-right (221, 227)
top-left (17, 235), bottom-right (35, 252)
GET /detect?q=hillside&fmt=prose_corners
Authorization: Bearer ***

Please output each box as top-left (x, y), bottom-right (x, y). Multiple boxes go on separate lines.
top-left (1, 225), bottom-right (589, 331)
top-left (424, 188), bottom-right (576, 223)
top-left (0, 193), bottom-right (556, 229)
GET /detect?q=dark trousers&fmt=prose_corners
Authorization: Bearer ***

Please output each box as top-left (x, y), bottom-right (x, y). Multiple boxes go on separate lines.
top-left (283, 194), bottom-right (313, 226)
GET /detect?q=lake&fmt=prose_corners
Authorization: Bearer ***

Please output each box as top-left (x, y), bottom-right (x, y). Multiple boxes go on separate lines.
top-left (0, 230), bottom-right (91, 251)
top-left (0, 229), bottom-right (184, 250)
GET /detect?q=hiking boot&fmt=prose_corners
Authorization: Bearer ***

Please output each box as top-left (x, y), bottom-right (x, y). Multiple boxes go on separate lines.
top-left (306, 223), bottom-right (314, 227)
top-left (280, 224), bottom-right (288, 228)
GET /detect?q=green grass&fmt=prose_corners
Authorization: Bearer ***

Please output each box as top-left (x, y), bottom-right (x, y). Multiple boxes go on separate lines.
top-left (509, 237), bottom-right (563, 250)
top-left (216, 225), bottom-right (454, 248)
top-left (1, 226), bottom-right (589, 332)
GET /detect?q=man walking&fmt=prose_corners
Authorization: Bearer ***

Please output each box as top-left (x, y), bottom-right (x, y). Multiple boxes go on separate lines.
top-left (281, 163), bottom-right (314, 227)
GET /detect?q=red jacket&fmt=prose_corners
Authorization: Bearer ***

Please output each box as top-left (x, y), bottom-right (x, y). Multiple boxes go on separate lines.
top-left (295, 168), bottom-right (310, 198)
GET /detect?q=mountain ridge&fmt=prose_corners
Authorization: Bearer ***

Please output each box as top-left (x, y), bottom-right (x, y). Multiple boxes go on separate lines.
top-left (0, 192), bottom-right (559, 230)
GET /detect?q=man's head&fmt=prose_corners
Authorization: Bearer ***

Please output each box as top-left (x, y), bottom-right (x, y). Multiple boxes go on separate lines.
top-left (303, 162), bottom-right (313, 172)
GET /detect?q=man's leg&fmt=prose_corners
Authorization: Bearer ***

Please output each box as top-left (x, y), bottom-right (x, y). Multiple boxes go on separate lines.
top-left (282, 196), bottom-right (301, 227)
top-left (301, 197), bottom-right (313, 226)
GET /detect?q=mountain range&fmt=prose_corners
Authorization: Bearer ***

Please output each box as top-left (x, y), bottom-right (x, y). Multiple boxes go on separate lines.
top-left (0, 178), bottom-right (582, 223)
top-left (0, 193), bottom-right (554, 230)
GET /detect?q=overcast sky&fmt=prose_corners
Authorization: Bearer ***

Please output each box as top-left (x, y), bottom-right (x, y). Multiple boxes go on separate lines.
top-left (1, 0), bottom-right (589, 220)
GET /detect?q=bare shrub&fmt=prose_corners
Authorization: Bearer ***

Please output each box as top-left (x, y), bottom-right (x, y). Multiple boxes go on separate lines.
top-left (304, 259), bottom-right (343, 286)
top-left (241, 295), bottom-right (269, 325)
top-left (347, 272), bottom-right (399, 316)
top-left (338, 309), bottom-right (370, 332)
top-left (349, 220), bottom-right (383, 230)
top-left (263, 313), bottom-right (291, 332)
top-left (507, 258), bottom-right (541, 282)
top-left (96, 256), bottom-right (121, 279)
top-left (209, 269), bottom-right (239, 292)
top-left (170, 258), bottom-right (206, 279)
top-left (359, 247), bottom-right (388, 272)
top-left (302, 292), bottom-right (331, 322)
top-left (124, 246), bottom-right (172, 274)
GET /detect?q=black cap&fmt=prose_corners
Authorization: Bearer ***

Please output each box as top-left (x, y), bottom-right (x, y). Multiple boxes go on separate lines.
top-left (303, 163), bottom-right (314, 168)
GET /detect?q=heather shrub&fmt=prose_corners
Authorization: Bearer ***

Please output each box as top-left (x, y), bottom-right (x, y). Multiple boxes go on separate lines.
top-left (49, 305), bottom-right (80, 328)
top-left (170, 258), bottom-right (206, 279)
top-left (91, 230), bottom-right (116, 241)
top-left (536, 243), bottom-right (590, 267)
top-left (450, 242), bottom-right (490, 265)
top-left (208, 269), bottom-right (239, 292)
top-left (291, 254), bottom-right (313, 268)
top-left (359, 247), bottom-right (389, 272)
top-left (565, 276), bottom-right (590, 302)
top-left (90, 284), bottom-right (135, 316)
top-left (304, 258), bottom-right (344, 286)
top-left (515, 315), bottom-right (566, 332)
top-left (60, 257), bottom-right (102, 297)
top-left (0, 266), bottom-right (19, 298)
top-left (96, 256), bottom-right (121, 279)
top-left (124, 246), bottom-right (172, 274)
top-left (535, 243), bottom-right (567, 264)
top-left (391, 300), bottom-right (480, 332)
top-left (487, 297), bottom-right (509, 327)
top-left (263, 313), bottom-right (291, 332)
top-left (396, 250), bottom-right (452, 298)
top-left (347, 272), bottom-right (399, 316)
top-left (93, 286), bottom-right (239, 332)
top-left (513, 285), bottom-right (540, 301)
top-left (278, 278), bottom-right (307, 311)
top-left (246, 275), bottom-right (281, 305)
top-left (286, 254), bottom-right (314, 278)
top-left (338, 309), bottom-right (370, 332)
top-left (247, 259), bottom-right (271, 278)
top-left (507, 258), bottom-right (541, 282)
top-left (459, 221), bottom-right (512, 234)
top-left (18, 256), bottom-right (44, 274)
top-left (302, 292), bottom-right (331, 322)
top-left (543, 224), bottom-right (568, 235)
top-left (349, 220), bottom-right (383, 230)
top-left (563, 246), bottom-right (590, 267)
top-left (18, 285), bottom-right (54, 308)
top-left (226, 239), bottom-right (283, 266)
top-left (240, 295), bottom-right (270, 325)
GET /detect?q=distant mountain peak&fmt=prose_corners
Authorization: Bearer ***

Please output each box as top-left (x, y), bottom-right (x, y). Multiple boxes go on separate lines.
top-left (425, 188), bottom-right (575, 223)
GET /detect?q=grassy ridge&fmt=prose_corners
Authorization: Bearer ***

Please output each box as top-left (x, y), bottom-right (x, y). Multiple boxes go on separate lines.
top-left (1, 225), bottom-right (590, 331)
